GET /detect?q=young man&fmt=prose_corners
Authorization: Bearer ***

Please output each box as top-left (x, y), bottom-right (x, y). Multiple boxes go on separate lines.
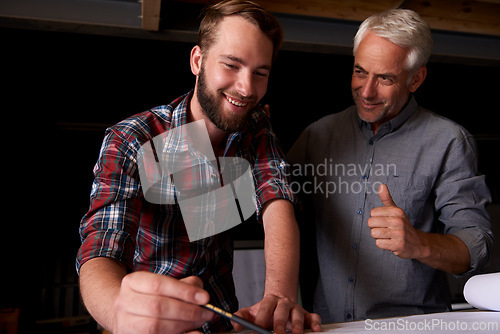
top-left (288, 9), bottom-right (493, 323)
top-left (77, 1), bottom-right (321, 333)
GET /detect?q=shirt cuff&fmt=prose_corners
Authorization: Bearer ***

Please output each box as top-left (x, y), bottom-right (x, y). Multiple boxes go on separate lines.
top-left (76, 230), bottom-right (134, 275)
top-left (451, 228), bottom-right (492, 276)
top-left (255, 179), bottom-right (297, 222)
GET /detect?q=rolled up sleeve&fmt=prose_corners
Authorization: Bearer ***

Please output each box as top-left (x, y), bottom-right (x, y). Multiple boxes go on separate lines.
top-left (435, 132), bottom-right (493, 275)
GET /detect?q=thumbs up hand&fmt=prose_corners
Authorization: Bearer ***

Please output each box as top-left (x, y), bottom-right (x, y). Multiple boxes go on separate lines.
top-left (368, 184), bottom-right (424, 259)
top-left (378, 183), bottom-right (397, 207)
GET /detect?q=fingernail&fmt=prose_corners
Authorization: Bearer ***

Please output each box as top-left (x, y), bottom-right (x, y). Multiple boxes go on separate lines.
top-left (195, 292), bottom-right (207, 303)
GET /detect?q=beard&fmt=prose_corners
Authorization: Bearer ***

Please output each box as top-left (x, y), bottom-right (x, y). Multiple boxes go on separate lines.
top-left (196, 67), bottom-right (253, 133)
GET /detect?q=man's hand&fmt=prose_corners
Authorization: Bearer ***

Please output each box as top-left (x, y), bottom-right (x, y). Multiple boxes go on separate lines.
top-left (367, 183), bottom-right (471, 274)
top-left (246, 199), bottom-right (321, 333)
top-left (368, 184), bottom-right (425, 259)
top-left (113, 272), bottom-right (214, 334)
top-left (234, 294), bottom-right (322, 334)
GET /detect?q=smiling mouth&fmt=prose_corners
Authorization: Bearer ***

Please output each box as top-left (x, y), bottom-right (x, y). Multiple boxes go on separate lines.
top-left (226, 96), bottom-right (248, 107)
top-left (359, 98), bottom-right (382, 109)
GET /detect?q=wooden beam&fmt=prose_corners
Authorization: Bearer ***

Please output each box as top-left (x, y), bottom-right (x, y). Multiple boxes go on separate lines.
top-left (142, 0), bottom-right (162, 31)
top-left (255, 0), bottom-right (402, 21)
top-left (476, 0), bottom-right (500, 4)
top-left (172, 0), bottom-right (500, 36)
top-left (175, 0), bottom-right (401, 22)
top-left (403, 0), bottom-right (500, 36)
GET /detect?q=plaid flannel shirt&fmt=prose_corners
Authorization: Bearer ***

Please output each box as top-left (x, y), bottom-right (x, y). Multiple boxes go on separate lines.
top-left (76, 91), bottom-right (295, 331)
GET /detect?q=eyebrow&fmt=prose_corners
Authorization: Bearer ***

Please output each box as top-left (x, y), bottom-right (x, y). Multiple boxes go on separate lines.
top-left (354, 64), bottom-right (396, 78)
top-left (221, 55), bottom-right (271, 71)
top-left (354, 64), bottom-right (365, 71)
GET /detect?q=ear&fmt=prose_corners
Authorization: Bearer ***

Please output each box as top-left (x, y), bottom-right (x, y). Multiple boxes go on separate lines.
top-left (409, 66), bottom-right (427, 93)
top-left (190, 45), bottom-right (203, 76)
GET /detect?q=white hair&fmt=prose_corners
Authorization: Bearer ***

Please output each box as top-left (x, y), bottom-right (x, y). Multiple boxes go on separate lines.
top-left (353, 9), bottom-right (433, 72)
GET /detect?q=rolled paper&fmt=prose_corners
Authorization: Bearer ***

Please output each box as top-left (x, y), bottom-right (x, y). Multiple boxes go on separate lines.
top-left (463, 272), bottom-right (500, 311)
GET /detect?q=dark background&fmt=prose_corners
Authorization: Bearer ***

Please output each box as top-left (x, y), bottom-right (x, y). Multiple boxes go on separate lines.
top-left (2, 26), bottom-right (499, 332)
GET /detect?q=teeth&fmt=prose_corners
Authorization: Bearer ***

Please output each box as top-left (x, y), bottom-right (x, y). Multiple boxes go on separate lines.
top-left (227, 97), bottom-right (247, 107)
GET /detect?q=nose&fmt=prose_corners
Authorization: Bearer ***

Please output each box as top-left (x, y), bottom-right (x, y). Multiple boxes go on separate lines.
top-left (359, 76), bottom-right (377, 100)
top-left (235, 70), bottom-right (253, 98)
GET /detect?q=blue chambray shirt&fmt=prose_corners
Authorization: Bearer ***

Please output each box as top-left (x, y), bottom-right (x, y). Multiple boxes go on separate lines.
top-left (288, 96), bottom-right (493, 323)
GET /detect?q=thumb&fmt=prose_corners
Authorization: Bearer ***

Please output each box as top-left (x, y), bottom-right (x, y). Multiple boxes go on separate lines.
top-left (179, 276), bottom-right (210, 304)
top-left (378, 184), bottom-right (396, 207)
top-left (180, 275), bottom-right (204, 289)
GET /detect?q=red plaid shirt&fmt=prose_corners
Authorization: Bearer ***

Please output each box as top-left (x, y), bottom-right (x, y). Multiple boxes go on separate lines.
top-left (76, 91), bottom-right (296, 331)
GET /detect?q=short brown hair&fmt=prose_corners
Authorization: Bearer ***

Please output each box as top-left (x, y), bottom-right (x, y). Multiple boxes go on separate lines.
top-left (198, 0), bottom-right (283, 62)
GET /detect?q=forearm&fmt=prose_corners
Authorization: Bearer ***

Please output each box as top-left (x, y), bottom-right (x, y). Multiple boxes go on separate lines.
top-left (235, 199), bottom-right (322, 333)
top-left (79, 257), bottom-right (127, 331)
top-left (262, 199), bottom-right (300, 302)
top-left (416, 231), bottom-right (470, 274)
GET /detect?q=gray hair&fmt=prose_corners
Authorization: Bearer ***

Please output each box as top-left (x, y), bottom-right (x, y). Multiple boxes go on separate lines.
top-left (353, 9), bottom-right (433, 72)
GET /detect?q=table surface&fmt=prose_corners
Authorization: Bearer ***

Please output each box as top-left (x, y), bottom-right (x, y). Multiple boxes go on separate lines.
top-left (316, 311), bottom-right (500, 333)
top-left (231, 311), bottom-right (500, 334)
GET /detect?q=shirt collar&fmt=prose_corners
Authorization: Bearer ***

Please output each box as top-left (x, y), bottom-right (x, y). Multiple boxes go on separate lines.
top-left (170, 91), bottom-right (191, 130)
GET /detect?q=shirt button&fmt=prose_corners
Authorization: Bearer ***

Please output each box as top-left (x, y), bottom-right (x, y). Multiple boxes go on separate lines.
top-left (348, 277), bottom-right (354, 283)
top-left (357, 209), bottom-right (363, 215)
top-left (352, 243), bottom-right (358, 250)
top-left (362, 174), bottom-right (368, 180)
top-left (346, 313), bottom-right (352, 320)
top-left (211, 174), bottom-right (217, 179)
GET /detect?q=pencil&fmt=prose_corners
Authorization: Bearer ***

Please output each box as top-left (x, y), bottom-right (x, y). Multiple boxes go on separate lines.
top-left (202, 303), bottom-right (272, 334)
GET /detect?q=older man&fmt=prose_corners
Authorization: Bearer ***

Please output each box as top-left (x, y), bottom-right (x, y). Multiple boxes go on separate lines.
top-left (288, 9), bottom-right (493, 323)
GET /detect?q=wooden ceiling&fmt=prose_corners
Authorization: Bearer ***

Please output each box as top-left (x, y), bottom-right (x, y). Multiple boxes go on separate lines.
top-left (143, 0), bottom-right (500, 37)
top-left (1, 0), bottom-right (497, 64)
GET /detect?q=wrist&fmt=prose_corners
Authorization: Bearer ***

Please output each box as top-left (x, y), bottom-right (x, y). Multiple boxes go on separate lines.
top-left (414, 229), bottom-right (432, 262)
top-left (264, 283), bottom-right (298, 303)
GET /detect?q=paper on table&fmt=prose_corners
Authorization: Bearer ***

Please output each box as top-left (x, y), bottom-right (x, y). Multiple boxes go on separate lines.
top-left (464, 272), bottom-right (500, 311)
top-left (318, 311), bottom-right (500, 333)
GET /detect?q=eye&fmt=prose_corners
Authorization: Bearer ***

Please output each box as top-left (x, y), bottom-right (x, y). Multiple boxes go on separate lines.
top-left (379, 76), bottom-right (394, 85)
top-left (354, 68), bottom-right (367, 78)
top-left (223, 62), bottom-right (238, 70)
top-left (254, 70), bottom-right (269, 78)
